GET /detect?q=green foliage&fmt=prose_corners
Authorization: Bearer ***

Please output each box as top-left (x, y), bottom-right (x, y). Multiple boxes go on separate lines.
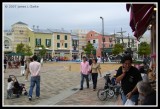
top-left (16, 43), bottom-right (33, 56)
top-left (138, 42), bottom-right (151, 56)
top-left (112, 43), bottom-right (124, 55)
top-left (25, 45), bottom-right (33, 56)
top-left (16, 43), bottom-right (25, 54)
top-left (39, 45), bottom-right (47, 57)
top-left (83, 42), bottom-right (95, 58)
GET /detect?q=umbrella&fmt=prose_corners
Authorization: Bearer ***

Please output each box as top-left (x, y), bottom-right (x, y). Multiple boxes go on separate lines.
top-left (7, 52), bottom-right (18, 56)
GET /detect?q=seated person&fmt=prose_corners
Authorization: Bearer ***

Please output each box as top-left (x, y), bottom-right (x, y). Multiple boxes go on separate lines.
top-left (136, 81), bottom-right (156, 105)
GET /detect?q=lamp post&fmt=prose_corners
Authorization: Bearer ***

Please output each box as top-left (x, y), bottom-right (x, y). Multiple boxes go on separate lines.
top-left (100, 16), bottom-right (105, 63)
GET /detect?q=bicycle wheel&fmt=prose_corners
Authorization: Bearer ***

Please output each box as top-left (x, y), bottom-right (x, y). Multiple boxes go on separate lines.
top-left (97, 89), bottom-right (107, 101)
top-left (106, 89), bottom-right (114, 99)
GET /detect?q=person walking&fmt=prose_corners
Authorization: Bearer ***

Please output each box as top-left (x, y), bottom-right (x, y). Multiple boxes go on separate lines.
top-left (25, 57), bottom-right (32, 81)
top-left (79, 56), bottom-right (90, 90)
top-left (20, 57), bottom-right (25, 76)
top-left (116, 54), bottom-right (142, 105)
top-left (28, 55), bottom-right (41, 101)
top-left (91, 58), bottom-right (102, 91)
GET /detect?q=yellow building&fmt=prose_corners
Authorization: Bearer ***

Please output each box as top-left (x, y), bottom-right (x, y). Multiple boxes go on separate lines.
top-left (33, 29), bottom-right (52, 58)
top-left (11, 21), bottom-right (30, 52)
top-left (49, 29), bottom-right (72, 60)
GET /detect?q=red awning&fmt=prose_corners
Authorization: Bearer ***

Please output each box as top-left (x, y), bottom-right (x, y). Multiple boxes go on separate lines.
top-left (126, 4), bottom-right (155, 40)
top-left (134, 6), bottom-right (154, 38)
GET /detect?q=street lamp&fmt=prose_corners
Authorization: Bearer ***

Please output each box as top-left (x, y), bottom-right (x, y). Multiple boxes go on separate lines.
top-left (100, 16), bottom-right (105, 63)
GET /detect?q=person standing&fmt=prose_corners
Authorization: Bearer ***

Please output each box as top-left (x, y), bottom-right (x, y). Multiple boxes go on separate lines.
top-left (4, 57), bottom-right (8, 73)
top-left (116, 54), bottom-right (142, 105)
top-left (91, 58), bottom-right (102, 91)
top-left (79, 56), bottom-right (90, 90)
top-left (97, 56), bottom-right (101, 63)
top-left (28, 55), bottom-right (41, 101)
top-left (20, 57), bottom-right (25, 76)
top-left (88, 58), bottom-right (92, 81)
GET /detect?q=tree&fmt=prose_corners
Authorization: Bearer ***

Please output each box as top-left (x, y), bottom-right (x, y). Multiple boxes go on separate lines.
top-left (83, 42), bottom-right (95, 58)
top-left (16, 43), bottom-right (25, 54)
top-left (25, 45), bottom-right (33, 56)
top-left (138, 42), bottom-right (151, 56)
top-left (39, 45), bottom-right (47, 58)
top-left (112, 43), bottom-right (124, 55)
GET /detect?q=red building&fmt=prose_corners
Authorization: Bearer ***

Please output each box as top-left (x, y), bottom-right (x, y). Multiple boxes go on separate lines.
top-left (86, 30), bottom-right (114, 58)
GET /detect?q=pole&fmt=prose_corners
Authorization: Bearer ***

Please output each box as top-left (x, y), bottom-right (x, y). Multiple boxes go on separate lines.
top-left (117, 28), bottom-right (126, 47)
top-left (100, 16), bottom-right (105, 63)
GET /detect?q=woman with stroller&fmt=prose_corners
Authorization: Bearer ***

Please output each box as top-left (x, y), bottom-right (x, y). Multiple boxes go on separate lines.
top-left (91, 58), bottom-right (102, 91)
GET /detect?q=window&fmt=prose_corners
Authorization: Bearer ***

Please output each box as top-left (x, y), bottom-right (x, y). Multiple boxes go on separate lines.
top-left (46, 39), bottom-right (51, 47)
top-left (36, 38), bottom-right (41, 46)
top-left (109, 44), bottom-right (113, 48)
top-left (93, 40), bottom-right (95, 43)
top-left (82, 46), bottom-right (85, 49)
top-left (19, 30), bottom-right (24, 34)
top-left (65, 35), bottom-right (67, 40)
top-left (65, 43), bottom-right (67, 48)
top-left (57, 43), bottom-right (60, 48)
top-left (57, 35), bottom-right (60, 40)
top-left (103, 37), bottom-right (105, 42)
top-left (109, 38), bottom-right (112, 42)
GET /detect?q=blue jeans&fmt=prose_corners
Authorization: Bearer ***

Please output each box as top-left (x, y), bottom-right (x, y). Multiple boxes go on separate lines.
top-left (80, 73), bottom-right (89, 88)
top-left (29, 76), bottom-right (40, 98)
top-left (121, 92), bottom-right (139, 105)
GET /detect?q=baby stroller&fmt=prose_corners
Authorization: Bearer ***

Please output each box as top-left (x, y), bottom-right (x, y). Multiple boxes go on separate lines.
top-left (8, 75), bottom-right (28, 98)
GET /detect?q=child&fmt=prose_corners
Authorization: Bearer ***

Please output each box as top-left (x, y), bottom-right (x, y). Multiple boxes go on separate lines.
top-left (7, 77), bottom-right (14, 99)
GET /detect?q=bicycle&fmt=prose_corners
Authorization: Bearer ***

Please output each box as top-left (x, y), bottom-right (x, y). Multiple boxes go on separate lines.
top-left (97, 73), bottom-right (122, 101)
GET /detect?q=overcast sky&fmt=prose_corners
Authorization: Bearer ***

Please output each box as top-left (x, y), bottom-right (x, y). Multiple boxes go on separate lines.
top-left (3, 2), bottom-right (150, 37)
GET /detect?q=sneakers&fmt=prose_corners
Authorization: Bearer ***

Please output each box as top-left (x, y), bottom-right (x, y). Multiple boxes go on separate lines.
top-left (79, 88), bottom-right (83, 90)
top-left (29, 96), bottom-right (32, 101)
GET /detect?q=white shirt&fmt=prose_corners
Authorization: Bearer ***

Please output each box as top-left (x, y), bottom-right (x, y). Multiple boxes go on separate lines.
top-left (97, 58), bottom-right (101, 63)
top-left (29, 61), bottom-right (41, 77)
top-left (7, 81), bottom-right (14, 90)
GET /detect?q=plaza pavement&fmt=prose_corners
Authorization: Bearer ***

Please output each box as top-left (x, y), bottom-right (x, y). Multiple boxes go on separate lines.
top-left (3, 62), bottom-right (122, 107)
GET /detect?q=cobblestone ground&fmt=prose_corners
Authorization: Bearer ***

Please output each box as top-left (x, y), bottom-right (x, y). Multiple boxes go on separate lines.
top-left (3, 62), bottom-right (121, 106)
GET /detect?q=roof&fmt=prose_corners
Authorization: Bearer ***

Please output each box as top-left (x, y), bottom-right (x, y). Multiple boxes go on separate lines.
top-left (48, 29), bottom-right (70, 34)
top-left (33, 29), bottom-right (52, 34)
top-left (13, 21), bottom-right (28, 26)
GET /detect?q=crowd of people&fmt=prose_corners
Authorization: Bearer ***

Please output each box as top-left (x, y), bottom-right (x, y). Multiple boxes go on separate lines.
top-left (4, 54), bottom-right (156, 105)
